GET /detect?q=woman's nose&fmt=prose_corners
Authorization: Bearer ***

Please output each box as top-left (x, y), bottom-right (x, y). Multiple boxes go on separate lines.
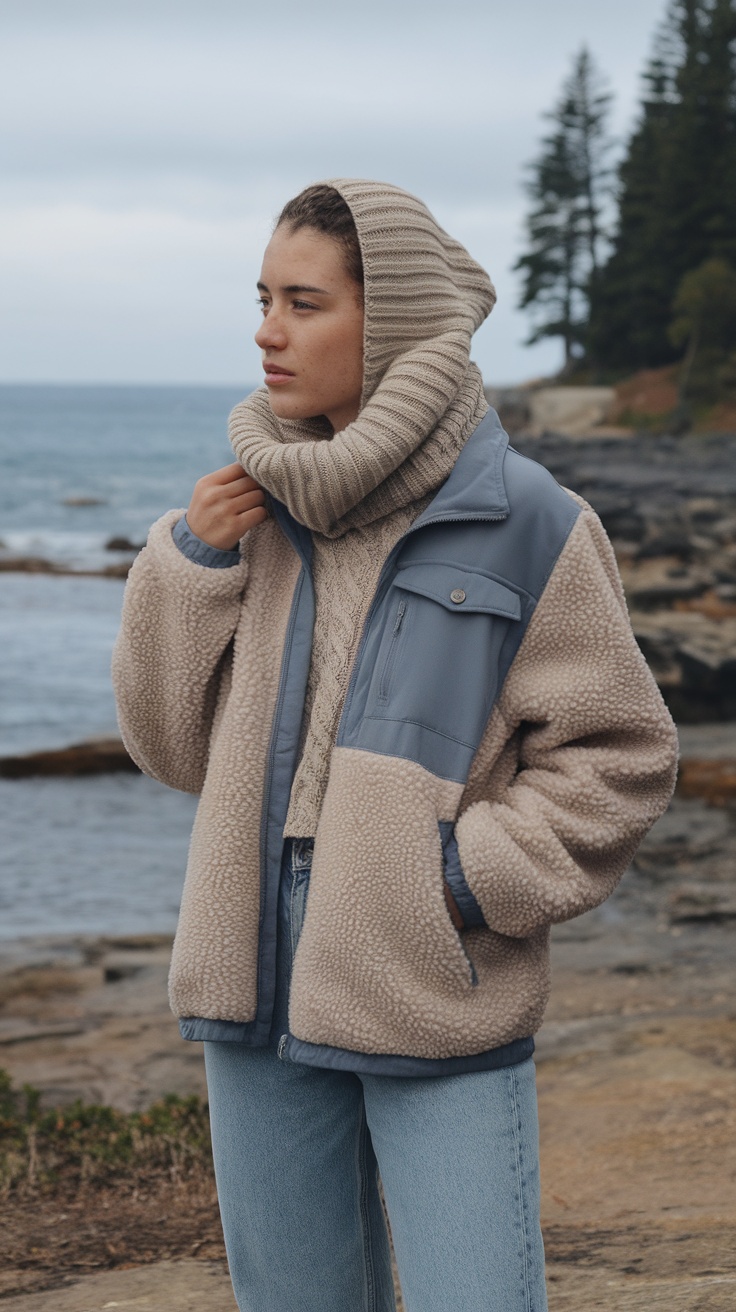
top-left (255, 311), bottom-right (287, 350)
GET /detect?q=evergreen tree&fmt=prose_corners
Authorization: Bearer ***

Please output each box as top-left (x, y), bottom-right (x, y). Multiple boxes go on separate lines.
top-left (669, 258), bottom-right (736, 404)
top-left (514, 47), bottom-right (613, 369)
top-left (589, 0), bottom-right (736, 370)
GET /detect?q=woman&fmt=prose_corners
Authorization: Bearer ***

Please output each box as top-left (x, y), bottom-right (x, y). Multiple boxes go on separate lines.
top-left (112, 180), bottom-right (678, 1312)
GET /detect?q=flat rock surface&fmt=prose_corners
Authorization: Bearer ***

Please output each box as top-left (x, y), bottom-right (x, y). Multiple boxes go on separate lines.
top-left (0, 1259), bottom-right (237, 1310)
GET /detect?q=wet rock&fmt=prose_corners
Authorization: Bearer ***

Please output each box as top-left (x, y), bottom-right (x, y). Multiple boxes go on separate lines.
top-left (0, 737), bottom-right (137, 778)
top-left (0, 556), bottom-right (132, 578)
top-left (634, 800), bottom-right (730, 874)
top-left (631, 612), bottom-right (736, 720)
top-left (669, 882), bottom-right (736, 922)
top-left (60, 495), bottom-right (107, 507)
top-left (105, 535), bottom-right (144, 552)
top-left (619, 557), bottom-right (710, 608)
top-left (636, 529), bottom-right (695, 560)
top-left (583, 493), bottom-right (646, 542)
top-left (0, 556), bottom-right (60, 574)
top-left (678, 758), bottom-right (736, 806)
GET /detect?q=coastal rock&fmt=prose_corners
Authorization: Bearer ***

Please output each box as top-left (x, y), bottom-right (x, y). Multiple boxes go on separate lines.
top-left (669, 881), bottom-right (736, 922)
top-left (630, 612), bottom-right (736, 720)
top-left (618, 556), bottom-right (710, 607)
top-left (484, 385), bottom-right (622, 438)
top-left (678, 757), bottom-right (736, 806)
top-left (633, 799), bottom-right (730, 874)
top-left (105, 534), bottom-right (144, 552)
top-left (60, 495), bottom-right (107, 507)
top-left (0, 737), bottom-right (137, 778)
top-left (0, 555), bottom-right (133, 577)
top-left (0, 556), bottom-right (61, 574)
top-left (527, 386), bottom-right (620, 438)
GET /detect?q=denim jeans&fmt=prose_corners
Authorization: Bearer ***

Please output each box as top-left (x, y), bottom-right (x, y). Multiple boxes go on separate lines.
top-left (204, 837), bottom-right (548, 1312)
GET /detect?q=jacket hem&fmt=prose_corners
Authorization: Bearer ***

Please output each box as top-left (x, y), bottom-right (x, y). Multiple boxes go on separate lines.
top-left (282, 1033), bottom-right (534, 1076)
top-left (178, 1014), bottom-right (534, 1075)
top-left (178, 1015), bottom-right (270, 1043)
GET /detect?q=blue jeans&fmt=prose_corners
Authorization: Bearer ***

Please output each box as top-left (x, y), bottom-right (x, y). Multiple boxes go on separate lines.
top-left (204, 838), bottom-right (548, 1312)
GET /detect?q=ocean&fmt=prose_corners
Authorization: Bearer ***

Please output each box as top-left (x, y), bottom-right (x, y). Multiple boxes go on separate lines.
top-left (0, 384), bottom-right (254, 939)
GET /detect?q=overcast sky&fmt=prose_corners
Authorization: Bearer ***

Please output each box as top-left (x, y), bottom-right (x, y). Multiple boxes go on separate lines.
top-left (1, 0), bottom-right (668, 387)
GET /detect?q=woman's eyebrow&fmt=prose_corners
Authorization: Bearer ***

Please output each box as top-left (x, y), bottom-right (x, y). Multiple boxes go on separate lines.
top-left (257, 280), bottom-right (332, 295)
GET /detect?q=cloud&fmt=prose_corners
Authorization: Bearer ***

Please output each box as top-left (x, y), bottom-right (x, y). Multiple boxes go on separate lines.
top-left (2, 0), bottom-right (667, 382)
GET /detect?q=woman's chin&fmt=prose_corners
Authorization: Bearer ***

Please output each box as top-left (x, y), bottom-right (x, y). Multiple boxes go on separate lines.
top-left (266, 391), bottom-right (332, 428)
top-left (265, 390), bottom-right (308, 419)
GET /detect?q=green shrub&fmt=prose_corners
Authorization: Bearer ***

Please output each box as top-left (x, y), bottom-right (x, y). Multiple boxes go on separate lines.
top-left (0, 1068), bottom-right (213, 1195)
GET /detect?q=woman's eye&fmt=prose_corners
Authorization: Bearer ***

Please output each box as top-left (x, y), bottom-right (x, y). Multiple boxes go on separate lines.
top-left (293, 300), bottom-right (318, 311)
top-left (255, 297), bottom-right (269, 313)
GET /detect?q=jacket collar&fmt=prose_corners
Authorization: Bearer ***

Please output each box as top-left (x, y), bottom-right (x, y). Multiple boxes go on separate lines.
top-left (271, 407), bottom-right (510, 560)
top-left (412, 407), bottom-right (510, 528)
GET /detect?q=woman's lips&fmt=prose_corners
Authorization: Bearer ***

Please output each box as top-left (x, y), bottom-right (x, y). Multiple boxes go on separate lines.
top-left (264, 365), bottom-right (295, 385)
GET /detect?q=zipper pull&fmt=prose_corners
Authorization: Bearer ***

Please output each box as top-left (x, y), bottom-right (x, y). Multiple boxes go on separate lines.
top-left (393, 599), bottom-right (406, 633)
top-left (277, 1033), bottom-right (288, 1060)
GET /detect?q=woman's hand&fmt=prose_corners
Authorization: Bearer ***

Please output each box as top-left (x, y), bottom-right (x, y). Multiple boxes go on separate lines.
top-left (186, 463), bottom-right (270, 550)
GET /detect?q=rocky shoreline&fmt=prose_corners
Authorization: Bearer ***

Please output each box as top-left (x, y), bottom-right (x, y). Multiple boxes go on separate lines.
top-left (511, 431), bottom-right (736, 721)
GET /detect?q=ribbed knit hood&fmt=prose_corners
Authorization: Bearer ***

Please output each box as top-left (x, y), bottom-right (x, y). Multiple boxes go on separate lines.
top-left (229, 179), bottom-right (496, 537)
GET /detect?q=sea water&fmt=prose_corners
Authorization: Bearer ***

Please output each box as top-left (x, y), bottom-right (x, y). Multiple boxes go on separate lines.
top-left (0, 384), bottom-right (253, 938)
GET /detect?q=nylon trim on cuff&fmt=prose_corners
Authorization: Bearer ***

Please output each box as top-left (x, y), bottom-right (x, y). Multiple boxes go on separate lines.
top-left (171, 514), bottom-right (242, 568)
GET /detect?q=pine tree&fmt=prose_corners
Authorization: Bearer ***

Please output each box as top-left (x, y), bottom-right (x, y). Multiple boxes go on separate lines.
top-left (669, 258), bottom-right (736, 404)
top-left (514, 47), bottom-right (613, 370)
top-left (589, 0), bottom-right (736, 370)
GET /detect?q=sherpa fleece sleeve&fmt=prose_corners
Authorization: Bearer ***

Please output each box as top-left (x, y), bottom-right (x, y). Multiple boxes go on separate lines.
top-left (111, 508), bottom-right (248, 794)
top-left (454, 503), bottom-right (679, 939)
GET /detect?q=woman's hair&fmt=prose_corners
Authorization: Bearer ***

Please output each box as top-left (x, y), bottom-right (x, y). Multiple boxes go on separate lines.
top-left (276, 184), bottom-right (364, 291)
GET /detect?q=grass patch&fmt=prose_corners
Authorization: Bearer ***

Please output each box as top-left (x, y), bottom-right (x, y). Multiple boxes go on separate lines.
top-left (0, 1068), bottom-right (213, 1197)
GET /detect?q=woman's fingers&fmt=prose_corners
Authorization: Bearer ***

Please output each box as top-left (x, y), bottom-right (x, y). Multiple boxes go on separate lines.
top-left (238, 503), bottom-right (270, 532)
top-left (185, 462), bottom-right (270, 549)
top-left (230, 487), bottom-right (268, 513)
top-left (208, 461), bottom-right (254, 484)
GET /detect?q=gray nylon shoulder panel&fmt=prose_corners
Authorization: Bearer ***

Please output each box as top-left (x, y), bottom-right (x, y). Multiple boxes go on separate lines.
top-left (337, 414), bottom-right (581, 782)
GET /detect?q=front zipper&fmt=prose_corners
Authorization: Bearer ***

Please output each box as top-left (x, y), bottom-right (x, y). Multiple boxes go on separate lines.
top-left (377, 598), bottom-right (406, 702)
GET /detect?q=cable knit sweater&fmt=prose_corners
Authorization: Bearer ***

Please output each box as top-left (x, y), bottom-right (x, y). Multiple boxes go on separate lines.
top-left (282, 380), bottom-right (488, 834)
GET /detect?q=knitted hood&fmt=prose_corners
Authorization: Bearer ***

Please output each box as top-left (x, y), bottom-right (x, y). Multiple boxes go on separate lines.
top-left (229, 179), bottom-right (497, 536)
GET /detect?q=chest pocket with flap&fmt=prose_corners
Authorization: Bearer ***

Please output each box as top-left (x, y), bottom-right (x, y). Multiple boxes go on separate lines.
top-left (366, 562), bottom-right (523, 749)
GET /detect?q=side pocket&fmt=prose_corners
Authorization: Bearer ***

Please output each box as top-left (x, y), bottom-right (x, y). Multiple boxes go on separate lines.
top-left (438, 821), bottom-right (487, 930)
top-left (438, 821), bottom-right (482, 987)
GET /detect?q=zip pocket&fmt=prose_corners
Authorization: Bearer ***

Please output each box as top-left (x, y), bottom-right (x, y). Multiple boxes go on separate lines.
top-left (377, 598), bottom-right (407, 703)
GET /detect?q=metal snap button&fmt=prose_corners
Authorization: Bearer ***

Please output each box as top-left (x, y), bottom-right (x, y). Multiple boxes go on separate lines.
top-left (450, 588), bottom-right (466, 604)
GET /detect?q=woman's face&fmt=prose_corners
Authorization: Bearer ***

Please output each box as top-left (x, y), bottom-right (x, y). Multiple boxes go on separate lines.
top-left (255, 224), bottom-right (364, 433)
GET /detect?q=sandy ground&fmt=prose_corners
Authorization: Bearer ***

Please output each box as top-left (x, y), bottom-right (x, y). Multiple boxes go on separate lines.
top-left (1, 773), bottom-right (734, 1310)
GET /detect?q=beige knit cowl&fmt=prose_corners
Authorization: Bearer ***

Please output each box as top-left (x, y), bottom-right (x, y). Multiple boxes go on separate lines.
top-left (228, 179), bottom-right (497, 836)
